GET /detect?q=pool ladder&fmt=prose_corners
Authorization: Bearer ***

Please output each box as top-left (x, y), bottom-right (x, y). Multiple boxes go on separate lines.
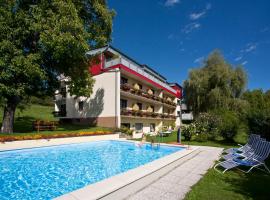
top-left (151, 136), bottom-right (161, 150)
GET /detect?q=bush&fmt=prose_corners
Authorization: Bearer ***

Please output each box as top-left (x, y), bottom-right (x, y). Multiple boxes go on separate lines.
top-left (194, 133), bottom-right (208, 142)
top-left (214, 109), bottom-right (241, 140)
top-left (194, 112), bottom-right (220, 140)
top-left (246, 111), bottom-right (270, 141)
top-left (182, 123), bottom-right (196, 141)
top-left (119, 126), bottom-right (133, 136)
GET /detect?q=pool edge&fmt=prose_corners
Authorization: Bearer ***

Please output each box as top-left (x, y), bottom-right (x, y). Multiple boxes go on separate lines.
top-left (55, 142), bottom-right (199, 200)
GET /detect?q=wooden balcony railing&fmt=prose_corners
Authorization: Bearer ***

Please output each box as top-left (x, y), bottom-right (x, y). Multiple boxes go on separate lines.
top-left (120, 84), bottom-right (177, 107)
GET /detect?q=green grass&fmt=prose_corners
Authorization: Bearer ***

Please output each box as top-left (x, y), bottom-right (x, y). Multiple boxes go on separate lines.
top-left (135, 131), bottom-right (270, 200)
top-left (137, 131), bottom-right (240, 148)
top-left (184, 164), bottom-right (270, 200)
top-left (0, 104), bottom-right (111, 136)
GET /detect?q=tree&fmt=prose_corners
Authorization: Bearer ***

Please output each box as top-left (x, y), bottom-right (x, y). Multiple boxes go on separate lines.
top-left (183, 50), bottom-right (247, 115)
top-left (0, 0), bottom-right (114, 133)
top-left (242, 89), bottom-right (270, 140)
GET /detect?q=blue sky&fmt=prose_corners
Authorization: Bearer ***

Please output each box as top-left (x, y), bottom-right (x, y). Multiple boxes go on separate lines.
top-left (108, 0), bottom-right (270, 90)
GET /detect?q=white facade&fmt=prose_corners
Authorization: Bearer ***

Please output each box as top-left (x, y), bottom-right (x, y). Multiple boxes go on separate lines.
top-left (54, 46), bottom-right (183, 135)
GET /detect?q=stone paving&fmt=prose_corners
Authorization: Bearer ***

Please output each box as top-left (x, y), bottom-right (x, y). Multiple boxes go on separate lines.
top-left (126, 146), bottom-right (223, 200)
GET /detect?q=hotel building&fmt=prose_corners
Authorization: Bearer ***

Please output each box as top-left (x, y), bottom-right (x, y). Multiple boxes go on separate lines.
top-left (54, 46), bottom-right (183, 138)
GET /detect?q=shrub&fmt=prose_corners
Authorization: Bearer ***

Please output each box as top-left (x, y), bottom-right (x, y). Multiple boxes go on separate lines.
top-left (120, 127), bottom-right (133, 136)
top-left (181, 123), bottom-right (196, 141)
top-left (194, 112), bottom-right (220, 140)
top-left (214, 109), bottom-right (241, 140)
top-left (194, 133), bottom-right (208, 142)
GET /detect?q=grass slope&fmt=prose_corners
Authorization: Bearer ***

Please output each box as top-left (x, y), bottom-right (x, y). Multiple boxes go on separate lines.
top-left (0, 104), bottom-right (110, 135)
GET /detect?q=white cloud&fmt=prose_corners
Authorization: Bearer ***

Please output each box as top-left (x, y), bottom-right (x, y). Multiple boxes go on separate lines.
top-left (241, 43), bottom-right (257, 53)
top-left (234, 56), bottom-right (243, 61)
top-left (194, 56), bottom-right (204, 63)
top-left (164, 0), bottom-right (180, 7)
top-left (190, 11), bottom-right (206, 20)
top-left (245, 44), bottom-right (257, 52)
top-left (189, 3), bottom-right (212, 20)
top-left (241, 61), bottom-right (248, 65)
top-left (182, 23), bottom-right (201, 34)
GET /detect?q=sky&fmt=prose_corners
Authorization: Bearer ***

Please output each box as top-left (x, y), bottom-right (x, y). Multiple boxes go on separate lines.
top-left (108, 0), bottom-right (270, 91)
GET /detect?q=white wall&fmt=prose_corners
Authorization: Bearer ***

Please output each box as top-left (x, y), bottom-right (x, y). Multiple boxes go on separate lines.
top-left (65, 69), bottom-right (120, 119)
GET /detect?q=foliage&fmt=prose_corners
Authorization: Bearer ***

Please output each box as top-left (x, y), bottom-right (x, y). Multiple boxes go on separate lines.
top-left (119, 126), bottom-right (133, 136)
top-left (0, 129), bottom-right (113, 142)
top-left (242, 89), bottom-right (270, 140)
top-left (181, 124), bottom-right (196, 141)
top-left (0, 0), bottom-right (114, 133)
top-left (183, 50), bottom-right (247, 115)
top-left (194, 112), bottom-right (220, 140)
top-left (213, 109), bottom-right (242, 140)
top-left (30, 96), bottom-right (54, 106)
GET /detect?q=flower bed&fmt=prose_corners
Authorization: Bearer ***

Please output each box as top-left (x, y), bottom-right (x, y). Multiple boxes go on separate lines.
top-left (0, 131), bottom-right (114, 143)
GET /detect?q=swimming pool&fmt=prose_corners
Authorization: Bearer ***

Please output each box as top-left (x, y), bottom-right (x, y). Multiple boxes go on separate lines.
top-left (0, 140), bottom-right (183, 200)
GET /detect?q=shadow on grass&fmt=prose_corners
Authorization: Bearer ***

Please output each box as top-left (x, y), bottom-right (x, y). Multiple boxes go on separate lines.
top-left (222, 162), bottom-right (270, 200)
top-left (14, 116), bottom-right (36, 133)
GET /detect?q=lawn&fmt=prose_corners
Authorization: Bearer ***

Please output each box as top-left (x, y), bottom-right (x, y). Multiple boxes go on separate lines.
top-left (141, 131), bottom-right (241, 148)
top-left (138, 131), bottom-right (270, 200)
top-left (184, 164), bottom-right (270, 200)
top-left (0, 104), bottom-right (112, 137)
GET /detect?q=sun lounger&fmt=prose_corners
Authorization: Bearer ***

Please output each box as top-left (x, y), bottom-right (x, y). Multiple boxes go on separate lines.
top-left (214, 140), bottom-right (270, 173)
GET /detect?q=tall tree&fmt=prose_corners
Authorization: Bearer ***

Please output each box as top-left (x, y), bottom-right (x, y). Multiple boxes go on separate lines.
top-left (0, 0), bottom-right (114, 133)
top-left (183, 50), bottom-right (247, 115)
top-left (242, 89), bottom-right (270, 139)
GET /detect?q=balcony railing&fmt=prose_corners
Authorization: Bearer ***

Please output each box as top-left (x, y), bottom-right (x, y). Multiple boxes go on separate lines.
top-left (105, 57), bottom-right (177, 94)
top-left (182, 113), bottom-right (194, 120)
top-left (121, 109), bottom-right (176, 119)
top-left (120, 84), bottom-right (177, 107)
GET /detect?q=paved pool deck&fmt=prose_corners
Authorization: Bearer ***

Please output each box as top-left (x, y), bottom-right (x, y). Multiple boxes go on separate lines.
top-left (126, 146), bottom-right (223, 200)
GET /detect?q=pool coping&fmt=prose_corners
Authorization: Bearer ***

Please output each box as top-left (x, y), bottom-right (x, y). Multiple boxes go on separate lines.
top-left (55, 141), bottom-right (199, 200)
top-left (0, 134), bottom-right (120, 152)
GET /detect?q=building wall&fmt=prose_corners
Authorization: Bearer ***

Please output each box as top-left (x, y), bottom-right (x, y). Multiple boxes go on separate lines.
top-left (121, 117), bottom-right (163, 138)
top-left (64, 69), bottom-right (120, 127)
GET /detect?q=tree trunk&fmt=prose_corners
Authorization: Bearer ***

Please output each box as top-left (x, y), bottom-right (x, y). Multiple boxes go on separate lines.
top-left (1, 96), bottom-right (20, 133)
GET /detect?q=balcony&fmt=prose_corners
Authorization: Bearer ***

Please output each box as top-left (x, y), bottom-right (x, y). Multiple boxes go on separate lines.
top-left (105, 57), bottom-right (177, 94)
top-left (120, 84), bottom-right (177, 107)
top-left (121, 109), bottom-right (176, 120)
top-left (182, 113), bottom-right (194, 121)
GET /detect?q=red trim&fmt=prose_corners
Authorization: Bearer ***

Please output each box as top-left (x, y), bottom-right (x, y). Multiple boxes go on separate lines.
top-left (171, 85), bottom-right (182, 99)
top-left (89, 54), bottom-right (104, 75)
top-left (104, 64), bottom-right (179, 97)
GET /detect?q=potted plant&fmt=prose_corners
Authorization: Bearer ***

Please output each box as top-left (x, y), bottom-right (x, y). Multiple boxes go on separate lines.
top-left (121, 84), bottom-right (130, 91)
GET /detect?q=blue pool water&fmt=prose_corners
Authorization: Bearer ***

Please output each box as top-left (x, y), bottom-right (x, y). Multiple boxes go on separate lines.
top-left (0, 140), bottom-right (183, 200)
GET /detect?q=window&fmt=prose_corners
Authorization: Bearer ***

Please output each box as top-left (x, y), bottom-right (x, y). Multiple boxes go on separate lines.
top-left (121, 77), bottom-right (128, 85)
top-left (60, 87), bottom-right (66, 97)
top-left (78, 101), bottom-right (84, 111)
top-left (137, 103), bottom-right (142, 110)
top-left (120, 99), bottom-right (127, 109)
top-left (150, 123), bottom-right (155, 132)
top-left (121, 123), bottom-right (130, 129)
top-left (135, 123), bottom-right (143, 132)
